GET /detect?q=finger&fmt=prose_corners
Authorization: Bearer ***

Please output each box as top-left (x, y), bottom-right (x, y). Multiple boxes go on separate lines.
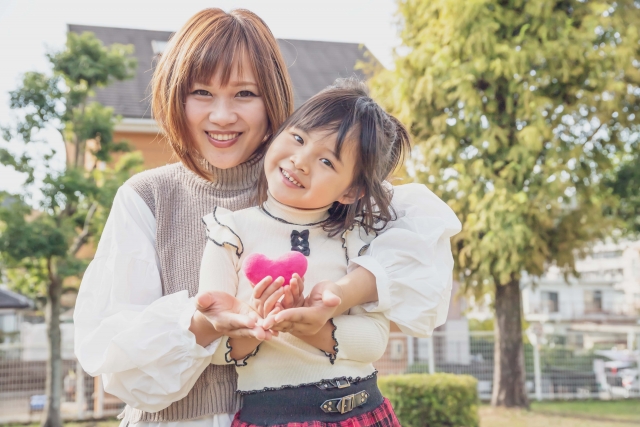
top-left (273, 307), bottom-right (310, 325)
top-left (264, 288), bottom-right (285, 315)
top-left (281, 285), bottom-right (293, 309)
top-left (212, 312), bottom-right (259, 331)
top-left (227, 325), bottom-right (266, 340)
top-left (195, 292), bottom-right (215, 311)
top-left (322, 290), bottom-right (341, 307)
top-left (270, 320), bottom-right (294, 332)
top-left (297, 275), bottom-right (305, 295)
top-left (252, 276), bottom-right (273, 298)
top-left (289, 276), bottom-right (299, 298)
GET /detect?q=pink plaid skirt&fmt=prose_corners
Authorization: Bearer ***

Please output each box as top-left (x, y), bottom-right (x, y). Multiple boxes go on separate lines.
top-left (231, 398), bottom-right (400, 427)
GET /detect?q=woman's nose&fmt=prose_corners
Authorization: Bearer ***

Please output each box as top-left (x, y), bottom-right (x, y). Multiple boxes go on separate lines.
top-left (208, 98), bottom-right (238, 126)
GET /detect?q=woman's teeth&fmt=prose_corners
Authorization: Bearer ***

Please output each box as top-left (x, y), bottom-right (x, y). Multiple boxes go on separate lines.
top-left (206, 132), bottom-right (239, 141)
top-left (281, 169), bottom-right (303, 188)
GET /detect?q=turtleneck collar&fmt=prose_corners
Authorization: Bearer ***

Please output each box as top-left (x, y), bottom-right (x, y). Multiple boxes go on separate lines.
top-left (179, 150), bottom-right (265, 191)
top-left (262, 192), bottom-right (332, 225)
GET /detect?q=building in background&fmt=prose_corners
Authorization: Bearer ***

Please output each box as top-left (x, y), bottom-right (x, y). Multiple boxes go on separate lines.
top-left (0, 287), bottom-right (32, 344)
top-left (68, 24), bottom-right (377, 169)
top-left (521, 240), bottom-right (640, 348)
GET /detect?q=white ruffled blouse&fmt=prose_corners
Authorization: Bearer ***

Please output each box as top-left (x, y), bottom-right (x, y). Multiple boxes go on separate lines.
top-left (73, 182), bottom-right (461, 426)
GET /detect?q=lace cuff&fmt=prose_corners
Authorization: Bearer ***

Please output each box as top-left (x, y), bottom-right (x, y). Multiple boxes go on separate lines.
top-left (224, 338), bottom-right (261, 367)
top-left (320, 318), bottom-right (338, 365)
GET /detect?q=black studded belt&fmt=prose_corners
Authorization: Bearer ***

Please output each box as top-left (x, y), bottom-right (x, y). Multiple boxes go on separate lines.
top-left (238, 374), bottom-right (383, 424)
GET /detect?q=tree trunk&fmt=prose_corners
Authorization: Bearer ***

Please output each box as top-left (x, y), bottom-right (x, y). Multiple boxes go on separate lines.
top-left (42, 264), bottom-right (63, 427)
top-left (491, 277), bottom-right (529, 408)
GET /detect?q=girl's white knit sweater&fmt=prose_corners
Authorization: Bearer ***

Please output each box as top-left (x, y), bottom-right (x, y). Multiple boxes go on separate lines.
top-left (200, 194), bottom-right (389, 393)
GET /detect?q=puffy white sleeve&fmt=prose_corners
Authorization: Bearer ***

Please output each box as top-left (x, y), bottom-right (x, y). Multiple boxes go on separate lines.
top-left (73, 184), bottom-right (220, 413)
top-left (349, 183), bottom-right (462, 338)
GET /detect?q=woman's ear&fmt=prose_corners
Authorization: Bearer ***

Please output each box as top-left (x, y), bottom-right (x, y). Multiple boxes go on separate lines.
top-left (337, 186), bottom-right (364, 205)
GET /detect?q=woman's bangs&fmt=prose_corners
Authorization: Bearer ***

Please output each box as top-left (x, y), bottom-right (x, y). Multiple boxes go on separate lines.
top-left (189, 22), bottom-right (249, 87)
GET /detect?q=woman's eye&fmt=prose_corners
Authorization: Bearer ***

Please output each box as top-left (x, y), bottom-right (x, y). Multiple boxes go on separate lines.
top-left (293, 134), bottom-right (304, 145)
top-left (237, 90), bottom-right (256, 97)
top-left (191, 89), bottom-right (210, 96)
top-left (320, 158), bottom-right (334, 168)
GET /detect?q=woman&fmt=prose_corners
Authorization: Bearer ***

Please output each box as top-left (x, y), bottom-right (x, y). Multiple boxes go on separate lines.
top-left (74, 8), bottom-right (461, 427)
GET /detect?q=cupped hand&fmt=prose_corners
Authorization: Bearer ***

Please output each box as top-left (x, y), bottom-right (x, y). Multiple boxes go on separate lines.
top-left (263, 280), bottom-right (342, 336)
top-left (195, 291), bottom-right (272, 341)
top-left (250, 275), bottom-right (285, 318)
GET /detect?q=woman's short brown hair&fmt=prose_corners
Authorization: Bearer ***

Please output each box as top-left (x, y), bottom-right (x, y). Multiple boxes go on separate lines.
top-left (151, 8), bottom-right (294, 178)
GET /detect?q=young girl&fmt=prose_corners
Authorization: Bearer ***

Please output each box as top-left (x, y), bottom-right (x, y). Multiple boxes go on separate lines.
top-left (199, 79), bottom-right (410, 426)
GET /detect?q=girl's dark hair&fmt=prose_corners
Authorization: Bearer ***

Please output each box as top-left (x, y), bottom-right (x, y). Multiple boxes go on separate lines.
top-left (259, 77), bottom-right (411, 236)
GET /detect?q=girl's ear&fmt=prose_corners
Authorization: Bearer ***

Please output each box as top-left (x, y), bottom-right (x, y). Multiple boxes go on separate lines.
top-left (337, 186), bottom-right (364, 205)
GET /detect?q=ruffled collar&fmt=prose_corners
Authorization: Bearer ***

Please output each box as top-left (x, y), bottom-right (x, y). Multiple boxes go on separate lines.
top-left (261, 192), bottom-right (332, 225)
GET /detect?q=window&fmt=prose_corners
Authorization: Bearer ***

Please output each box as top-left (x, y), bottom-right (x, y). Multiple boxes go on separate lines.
top-left (541, 291), bottom-right (559, 313)
top-left (584, 290), bottom-right (603, 313)
top-left (591, 250), bottom-right (623, 259)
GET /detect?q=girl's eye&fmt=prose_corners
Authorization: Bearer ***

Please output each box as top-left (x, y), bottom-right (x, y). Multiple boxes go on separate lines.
top-left (237, 90), bottom-right (256, 97)
top-left (320, 158), bottom-right (334, 169)
top-left (191, 89), bottom-right (211, 96)
top-left (293, 134), bottom-right (304, 145)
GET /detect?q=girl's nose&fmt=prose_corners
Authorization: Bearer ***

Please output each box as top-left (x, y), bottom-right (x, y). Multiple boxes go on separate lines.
top-left (290, 154), bottom-right (309, 174)
top-left (208, 98), bottom-right (238, 126)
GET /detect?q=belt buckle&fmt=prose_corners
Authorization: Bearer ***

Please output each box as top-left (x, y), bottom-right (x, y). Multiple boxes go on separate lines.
top-left (336, 379), bottom-right (350, 389)
top-left (339, 394), bottom-right (355, 414)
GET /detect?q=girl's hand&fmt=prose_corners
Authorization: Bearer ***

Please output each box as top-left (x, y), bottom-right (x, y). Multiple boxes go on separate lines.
top-left (263, 281), bottom-right (342, 336)
top-left (250, 275), bottom-right (285, 318)
top-left (281, 273), bottom-right (305, 309)
top-left (194, 291), bottom-right (272, 342)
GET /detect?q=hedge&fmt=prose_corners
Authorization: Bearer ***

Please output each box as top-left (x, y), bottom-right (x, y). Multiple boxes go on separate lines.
top-left (378, 373), bottom-right (479, 427)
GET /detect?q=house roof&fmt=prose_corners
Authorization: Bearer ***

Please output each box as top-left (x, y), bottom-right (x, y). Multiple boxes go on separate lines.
top-left (68, 24), bottom-right (378, 119)
top-left (0, 287), bottom-right (32, 310)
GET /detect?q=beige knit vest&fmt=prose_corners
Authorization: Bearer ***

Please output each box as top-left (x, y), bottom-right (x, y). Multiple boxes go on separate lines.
top-left (120, 154), bottom-right (263, 424)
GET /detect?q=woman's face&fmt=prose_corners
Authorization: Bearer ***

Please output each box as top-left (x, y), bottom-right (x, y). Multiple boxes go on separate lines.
top-left (185, 55), bottom-right (269, 170)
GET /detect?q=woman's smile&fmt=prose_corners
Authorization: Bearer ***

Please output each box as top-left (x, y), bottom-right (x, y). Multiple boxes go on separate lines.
top-left (205, 131), bottom-right (242, 149)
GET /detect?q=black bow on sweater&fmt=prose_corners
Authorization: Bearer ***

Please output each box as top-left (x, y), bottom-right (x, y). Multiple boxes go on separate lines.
top-left (290, 229), bottom-right (310, 256)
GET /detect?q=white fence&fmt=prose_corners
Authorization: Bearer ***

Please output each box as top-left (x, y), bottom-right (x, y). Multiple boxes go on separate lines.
top-left (1, 330), bottom-right (639, 423)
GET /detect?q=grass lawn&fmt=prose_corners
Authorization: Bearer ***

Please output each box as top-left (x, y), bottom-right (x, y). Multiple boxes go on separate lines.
top-left (531, 399), bottom-right (640, 422)
top-left (481, 399), bottom-right (640, 427)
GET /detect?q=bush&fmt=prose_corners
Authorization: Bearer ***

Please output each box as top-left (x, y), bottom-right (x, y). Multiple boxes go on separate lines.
top-left (378, 373), bottom-right (479, 427)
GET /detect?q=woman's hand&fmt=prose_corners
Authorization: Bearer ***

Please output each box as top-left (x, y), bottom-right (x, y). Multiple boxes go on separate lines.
top-left (263, 281), bottom-right (342, 336)
top-left (191, 291), bottom-right (272, 347)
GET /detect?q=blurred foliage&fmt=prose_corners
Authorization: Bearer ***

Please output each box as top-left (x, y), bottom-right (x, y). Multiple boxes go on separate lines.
top-left (379, 373), bottom-right (479, 427)
top-left (0, 31), bottom-right (140, 427)
top-left (605, 153), bottom-right (640, 236)
top-left (371, 0), bottom-right (640, 406)
top-left (0, 31), bottom-right (140, 304)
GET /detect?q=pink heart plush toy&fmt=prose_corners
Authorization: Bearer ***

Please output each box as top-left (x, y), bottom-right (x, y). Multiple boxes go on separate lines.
top-left (243, 252), bottom-right (308, 286)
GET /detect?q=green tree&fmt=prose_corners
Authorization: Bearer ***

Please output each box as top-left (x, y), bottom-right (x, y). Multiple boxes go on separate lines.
top-left (371, 0), bottom-right (640, 407)
top-left (606, 153), bottom-right (640, 236)
top-left (0, 32), bottom-right (140, 427)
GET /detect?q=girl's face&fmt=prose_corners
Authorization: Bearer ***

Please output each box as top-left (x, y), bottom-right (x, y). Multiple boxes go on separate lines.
top-left (185, 54), bottom-right (269, 170)
top-left (264, 127), bottom-right (359, 210)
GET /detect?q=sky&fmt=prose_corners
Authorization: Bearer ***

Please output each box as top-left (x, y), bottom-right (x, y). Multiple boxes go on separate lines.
top-left (0, 0), bottom-right (401, 194)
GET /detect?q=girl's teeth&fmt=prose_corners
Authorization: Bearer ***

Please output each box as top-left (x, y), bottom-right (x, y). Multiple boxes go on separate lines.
top-left (281, 169), bottom-right (302, 187)
top-left (207, 132), bottom-right (239, 141)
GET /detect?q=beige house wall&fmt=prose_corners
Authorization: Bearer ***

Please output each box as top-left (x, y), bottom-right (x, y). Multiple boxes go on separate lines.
top-left (114, 130), bottom-right (176, 170)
